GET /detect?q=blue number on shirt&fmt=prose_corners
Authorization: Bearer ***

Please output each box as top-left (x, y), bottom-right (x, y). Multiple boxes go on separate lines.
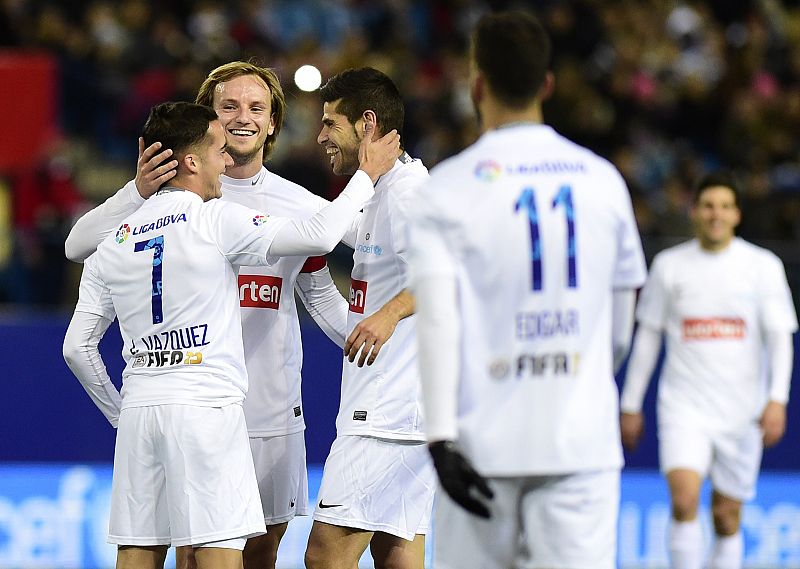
top-left (515, 185), bottom-right (578, 291)
top-left (134, 235), bottom-right (165, 324)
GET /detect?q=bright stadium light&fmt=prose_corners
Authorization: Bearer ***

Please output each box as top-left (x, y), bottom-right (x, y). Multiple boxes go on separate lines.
top-left (294, 64), bottom-right (322, 92)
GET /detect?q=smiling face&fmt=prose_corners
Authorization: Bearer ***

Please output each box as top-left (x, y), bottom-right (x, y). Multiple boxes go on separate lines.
top-left (691, 185), bottom-right (741, 251)
top-left (196, 120), bottom-right (233, 201)
top-left (317, 99), bottom-right (363, 176)
top-left (211, 74), bottom-right (275, 174)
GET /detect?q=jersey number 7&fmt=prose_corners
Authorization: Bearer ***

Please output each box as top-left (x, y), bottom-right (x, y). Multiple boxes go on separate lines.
top-left (514, 185), bottom-right (577, 291)
top-left (134, 235), bottom-right (165, 324)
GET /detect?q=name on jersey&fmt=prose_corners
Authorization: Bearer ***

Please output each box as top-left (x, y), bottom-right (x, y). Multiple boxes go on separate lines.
top-left (516, 309), bottom-right (579, 340)
top-left (239, 275), bottom-right (282, 310)
top-left (682, 317), bottom-right (746, 340)
top-left (130, 213), bottom-right (187, 237)
top-left (138, 323), bottom-right (210, 351)
top-left (131, 350), bottom-right (203, 368)
top-left (349, 279), bottom-right (368, 314)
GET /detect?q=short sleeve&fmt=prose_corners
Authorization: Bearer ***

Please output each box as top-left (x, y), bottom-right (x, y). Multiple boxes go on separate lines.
top-left (75, 254), bottom-right (116, 321)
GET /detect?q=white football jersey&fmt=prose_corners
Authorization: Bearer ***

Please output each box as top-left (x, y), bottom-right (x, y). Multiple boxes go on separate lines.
top-left (411, 124), bottom-right (647, 475)
top-left (336, 155), bottom-right (430, 440)
top-left (220, 169), bottom-right (330, 436)
top-left (76, 190), bottom-right (286, 408)
top-left (637, 238), bottom-right (798, 430)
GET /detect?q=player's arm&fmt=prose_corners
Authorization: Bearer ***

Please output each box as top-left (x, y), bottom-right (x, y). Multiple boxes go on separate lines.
top-left (618, 323), bottom-right (661, 451)
top-left (64, 139), bottom-right (177, 262)
top-left (266, 126), bottom-right (399, 257)
top-left (612, 288), bottom-right (637, 373)
top-left (62, 310), bottom-right (121, 427)
top-left (344, 290), bottom-right (414, 367)
top-left (760, 330), bottom-right (794, 447)
top-left (295, 257), bottom-right (349, 348)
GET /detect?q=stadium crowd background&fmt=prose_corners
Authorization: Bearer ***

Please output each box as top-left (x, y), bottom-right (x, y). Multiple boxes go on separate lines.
top-left (1, 0), bottom-right (800, 308)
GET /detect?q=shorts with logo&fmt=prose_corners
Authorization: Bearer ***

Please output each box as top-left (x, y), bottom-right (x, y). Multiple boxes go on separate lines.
top-left (313, 435), bottom-right (435, 541)
top-left (658, 419), bottom-right (762, 501)
top-left (434, 468), bottom-right (620, 569)
top-left (249, 431), bottom-right (310, 525)
top-left (109, 404), bottom-right (266, 546)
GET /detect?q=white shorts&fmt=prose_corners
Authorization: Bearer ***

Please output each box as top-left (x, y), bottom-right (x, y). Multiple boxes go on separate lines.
top-left (109, 404), bottom-right (266, 546)
top-left (434, 469), bottom-right (620, 569)
top-left (313, 435), bottom-right (435, 540)
top-left (249, 431), bottom-right (310, 525)
top-left (658, 421), bottom-right (762, 501)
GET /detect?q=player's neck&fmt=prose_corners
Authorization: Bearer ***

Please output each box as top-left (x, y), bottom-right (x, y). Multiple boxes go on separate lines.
top-left (224, 158), bottom-right (264, 180)
top-left (698, 235), bottom-right (735, 253)
top-left (480, 98), bottom-right (543, 132)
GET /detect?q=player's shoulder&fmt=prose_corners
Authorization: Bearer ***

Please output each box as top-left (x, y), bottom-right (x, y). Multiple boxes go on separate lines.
top-left (385, 156), bottom-right (430, 189)
top-left (261, 170), bottom-right (327, 212)
top-left (732, 237), bottom-right (785, 268)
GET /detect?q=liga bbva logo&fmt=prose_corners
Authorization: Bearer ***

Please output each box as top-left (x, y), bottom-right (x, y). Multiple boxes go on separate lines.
top-left (115, 224), bottom-right (131, 244)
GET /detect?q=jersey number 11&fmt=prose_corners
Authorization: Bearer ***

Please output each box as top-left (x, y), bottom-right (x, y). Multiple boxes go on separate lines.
top-left (514, 185), bottom-right (577, 291)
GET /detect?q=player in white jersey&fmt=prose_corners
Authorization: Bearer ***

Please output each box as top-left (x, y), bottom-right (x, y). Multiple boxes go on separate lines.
top-left (303, 68), bottom-right (436, 569)
top-left (61, 102), bottom-right (396, 569)
top-left (408, 12), bottom-right (647, 569)
top-left (620, 171), bottom-right (797, 569)
top-left (63, 62), bottom-right (387, 569)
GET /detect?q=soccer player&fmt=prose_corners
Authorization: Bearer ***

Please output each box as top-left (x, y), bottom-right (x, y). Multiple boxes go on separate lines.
top-left (303, 67), bottom-right (435, 569)
top-left (620, 171), bottom-right (797, 569)
top-left (408, 11), bottom-right (647, 569)
top-left (63, 62), bottom-right (393, 569)
top-left (61, 101), bottom-right (395, 569)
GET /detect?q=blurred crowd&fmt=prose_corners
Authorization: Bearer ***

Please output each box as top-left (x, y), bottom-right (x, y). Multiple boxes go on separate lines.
top-left (1, 0), bottom-right (800, 307)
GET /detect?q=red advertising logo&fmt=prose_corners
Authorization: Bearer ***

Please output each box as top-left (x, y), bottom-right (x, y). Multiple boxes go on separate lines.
top-left (682, 317), bottom-right (746, 340)
top-left (239, 275), bottom-right (282, 309)
top-left (349, 279), bottom-right (368, 314)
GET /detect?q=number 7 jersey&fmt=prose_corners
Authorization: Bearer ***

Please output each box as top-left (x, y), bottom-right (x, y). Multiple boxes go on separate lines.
top-left (411, 124), bottom-right (647, 474)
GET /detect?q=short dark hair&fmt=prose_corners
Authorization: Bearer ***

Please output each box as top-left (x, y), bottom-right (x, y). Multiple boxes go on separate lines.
top-left (319, 67), bottom-right (404, 137)
top-left (694, 170), bottom-right (741, 207)
top-left (142, 102), bottom-right (218, 161)
top-left (473, 11), bottom-right (551, 109)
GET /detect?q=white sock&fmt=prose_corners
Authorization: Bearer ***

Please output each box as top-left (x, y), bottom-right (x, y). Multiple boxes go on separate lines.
top-left (710, 532), bottom-right (743, 569)
top-left (669, 518), bottom-right (704, 569)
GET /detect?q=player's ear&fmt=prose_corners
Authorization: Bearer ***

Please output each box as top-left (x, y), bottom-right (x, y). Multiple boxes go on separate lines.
top-left (539, 71), bottom-right (555, 102)
top-left (361, 110), bottom-right (377, 139)
top-left (183, 153), bottom-right (200, 173)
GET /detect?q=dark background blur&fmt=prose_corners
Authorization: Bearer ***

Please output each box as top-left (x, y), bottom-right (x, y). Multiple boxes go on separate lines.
top-left (1, 0), bottom-right (800, 309)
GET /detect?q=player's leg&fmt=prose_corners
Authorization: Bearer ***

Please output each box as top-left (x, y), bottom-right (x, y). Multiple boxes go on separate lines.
top-left (707, 425), bottom-right (761, 569)
top-left (194, 546), bottom-right (244, 569)
top-left (175, 546), bottom-right (196, 569)
top-left (246, 432), bottom-right (309, 569)
top-left (243, 523), bottom-right (288, 569)
top-left (304, 521), bottom-right (373, 569)
top-left (521, 469), bottom-right (619, 569)
top-left (369, 532), bottom-right (425, 569)
top-left (116, 545), bottom-right (168, 569)
top-left (659, 422), bottom-right (712, 569)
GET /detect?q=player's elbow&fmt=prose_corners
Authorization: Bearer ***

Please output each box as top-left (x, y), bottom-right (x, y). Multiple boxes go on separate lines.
top-left (64, 235), bottom-right (88, 263)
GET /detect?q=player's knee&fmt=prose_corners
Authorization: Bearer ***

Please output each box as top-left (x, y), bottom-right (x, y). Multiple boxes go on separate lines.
top-left (670, 491), bottom-right (700, 521)
top-left (712, 499), bottom-right (742, 536)
top-left (304, 541), bottom-right (325, 569)
top-left (244, 535), bottom-right (277, 569)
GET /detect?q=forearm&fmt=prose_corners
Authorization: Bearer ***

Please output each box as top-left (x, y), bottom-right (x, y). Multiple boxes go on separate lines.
top-left (766, 330), bottom-right (794, 404)
top-left (295, 265), bottom-right (349, 347)
top-left (268, 171), bottom-right (374, 256)
top-left (62, 311), bottom-right (122, 426)
top-left (619, 324), bottom-right (662, 414)
top-left (415, 274), bottom-right (460, 442)
top-left (612, 288), bottom-right (637, 373)
top-left (65, 180), bottom-right (145, 262)
top-left (380, 289), bottom-right (415, 321)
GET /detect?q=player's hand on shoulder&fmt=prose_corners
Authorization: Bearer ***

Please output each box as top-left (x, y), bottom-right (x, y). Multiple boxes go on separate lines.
top-left (760, 400), bottom-right (786, 447)
top-left (357, 120), bottom-right (400, 184)
top-left (135, 137), bottom-right (178, 198)
top-left (620, 411), bottom-right (644, 451)
top-left (428, 440), bottom-right (494, 519)
top-left (344, 309), bottom-right (398, 367)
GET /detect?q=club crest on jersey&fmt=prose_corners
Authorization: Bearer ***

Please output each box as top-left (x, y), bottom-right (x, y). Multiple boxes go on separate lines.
top-left (474, 160), bottom-right (502, 182)
top-left (349, 279), bottom-right (368, 314)
top-left (115, 224), bottom-right (131, 244)
top-left (252, 214), bottom-right (268, 226)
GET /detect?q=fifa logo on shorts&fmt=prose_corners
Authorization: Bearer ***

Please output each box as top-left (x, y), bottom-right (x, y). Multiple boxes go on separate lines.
top-left (349, 279), bottom-right (368, 314)
top-left (239, 275), bottom-right (282, 309)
